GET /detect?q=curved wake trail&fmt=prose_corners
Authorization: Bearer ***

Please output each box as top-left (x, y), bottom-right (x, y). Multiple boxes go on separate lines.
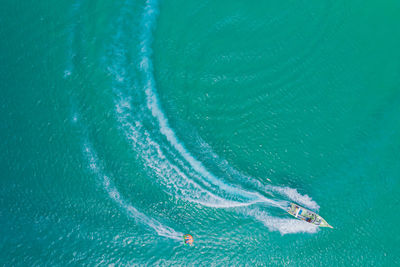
top-left (105, 0), bottom-right (320, 234)
top-left (107, 1), bottom-right (253, 208)
top-left (115, 101), bottom-right (257, 208)
top-left (82, 141), bottom-right (183, 240)
top-left (139, 0), bottom-right (271, 204)
top-left (138, 0), bottom-right (318, 212)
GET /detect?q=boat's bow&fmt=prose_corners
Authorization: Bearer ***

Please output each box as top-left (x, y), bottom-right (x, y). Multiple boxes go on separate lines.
top-left (319, 218), bottom-right (333, 228)
top-left (287, 203), bottom-right (333, 229)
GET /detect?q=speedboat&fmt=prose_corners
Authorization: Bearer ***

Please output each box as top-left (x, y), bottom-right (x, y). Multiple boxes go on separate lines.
top-left (287, 203), bottom-right (333, 228)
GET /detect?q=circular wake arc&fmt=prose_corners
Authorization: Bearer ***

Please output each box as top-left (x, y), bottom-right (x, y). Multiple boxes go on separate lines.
top-left (103, 0), bottom-right (321, 235)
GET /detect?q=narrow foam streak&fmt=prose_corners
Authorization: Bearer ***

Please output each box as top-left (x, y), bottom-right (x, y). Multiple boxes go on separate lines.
top-left (83, 142), bottom-right (182, 240)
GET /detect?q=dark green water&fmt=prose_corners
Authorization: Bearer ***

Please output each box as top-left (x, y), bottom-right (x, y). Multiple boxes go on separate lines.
top-left (1, 0), bottom-right (400, 265)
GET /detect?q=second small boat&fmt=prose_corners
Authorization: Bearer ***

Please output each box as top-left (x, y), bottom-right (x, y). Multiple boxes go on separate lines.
top-left (287, 203), bottom-right (333, 228)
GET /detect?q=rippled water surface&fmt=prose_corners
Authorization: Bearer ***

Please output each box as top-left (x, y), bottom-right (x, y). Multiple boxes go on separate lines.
top-left (1, 0), bottom-right (400, 265)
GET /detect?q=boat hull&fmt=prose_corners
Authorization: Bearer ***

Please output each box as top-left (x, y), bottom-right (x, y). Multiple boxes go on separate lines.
top-left (287, 203), bottom-right (333, 228)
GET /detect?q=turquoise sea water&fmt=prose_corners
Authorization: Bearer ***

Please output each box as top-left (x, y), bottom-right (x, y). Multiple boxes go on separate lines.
top-left (1, 0), bottom-right (400, 265)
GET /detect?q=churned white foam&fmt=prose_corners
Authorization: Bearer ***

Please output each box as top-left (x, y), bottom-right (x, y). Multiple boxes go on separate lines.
top-left (83, 142), bottom-right (183, 240)
top-left (267, 186), bottom-right (320, 211)
top-left (243, 207), bottom-right (319, 235)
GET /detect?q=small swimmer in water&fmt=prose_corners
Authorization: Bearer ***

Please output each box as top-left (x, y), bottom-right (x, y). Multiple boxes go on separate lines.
top-left (183, 234), bottom-right (194, 245)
